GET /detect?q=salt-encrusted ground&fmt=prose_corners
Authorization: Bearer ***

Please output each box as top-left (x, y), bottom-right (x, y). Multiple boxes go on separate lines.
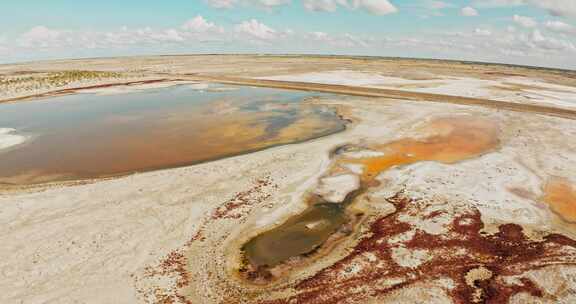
top-left (0, 128), bottom-right (28, 151)
top-left (1, 55), bottom-right (576, 304)
top-left (260, 69), bottom-right (576, 110)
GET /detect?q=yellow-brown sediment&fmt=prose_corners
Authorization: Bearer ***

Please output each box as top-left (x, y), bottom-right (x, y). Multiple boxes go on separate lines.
top-left (544, 177), bottom-right (576, 223)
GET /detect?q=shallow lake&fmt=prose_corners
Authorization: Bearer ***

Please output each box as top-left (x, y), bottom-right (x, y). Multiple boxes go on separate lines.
top-left (0, 84), bottom-right (344, 185)
top-left (243, 203), bottom-right (347, 268)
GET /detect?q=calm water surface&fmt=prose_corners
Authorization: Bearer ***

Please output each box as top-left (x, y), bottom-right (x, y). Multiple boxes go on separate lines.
top-left (0, 84), bottom-right (344, 184)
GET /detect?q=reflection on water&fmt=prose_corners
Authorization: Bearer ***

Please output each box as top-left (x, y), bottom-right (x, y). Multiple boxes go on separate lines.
top-left (0, 84), bottom-right (345, 185)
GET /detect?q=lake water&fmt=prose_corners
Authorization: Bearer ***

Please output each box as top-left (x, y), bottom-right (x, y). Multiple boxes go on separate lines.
top-left (0, 84), bottom-right (344, 185)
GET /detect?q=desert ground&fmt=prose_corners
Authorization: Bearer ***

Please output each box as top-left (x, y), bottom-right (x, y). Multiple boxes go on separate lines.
top-left (2, 55), bottom-right (576, 303)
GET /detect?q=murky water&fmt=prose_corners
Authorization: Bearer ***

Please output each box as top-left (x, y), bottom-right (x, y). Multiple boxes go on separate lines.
top-left (242, 116), bottom-right (500, 273)
top-left (243, 203), bottom-right (347, 267)
top-left (0, 84), bottom-right (344, 185)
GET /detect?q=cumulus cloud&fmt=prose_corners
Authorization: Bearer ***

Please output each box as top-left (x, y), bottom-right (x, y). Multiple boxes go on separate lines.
top-left (425, 1), bottom-right (452, 9)
top-left (513, 14), bottom-right (537, 28)
top-left (461, 6), bottom-right (478, 16)
top-left (303, 31), bottom-right (373, 47)
top-left (530, 29), bottom-right (576, 51)
top-left (5, 7), bottom-right (576, 70)
top-left (254, 0), bottom-right (291, 8)
top-left (19, 26), bottom-right (63, 48)
top-left (473, 0), bottom-right (524, 7)
top-left (234, 19), bottom-right (277, 40)
top-left (205, 0), bottom-right (290, 9)
top-left (207, 0), bottom-right (398, 14)
top-left (205, 0), bottom-right (238, 8)
top-left (474, 0), bottom-right (576, 18)
top-left (537, 1), bottom-right (576, 18)
top-left (16, 20), bottom-right (228, 52)
top-left (302, 0), bottom-right (342, 12)
top-left (544, 20), bottom-right (576, 35)
top-left (353, 0), bottom-right (398, 15)
top-left (474, 28), bottom-right (491, 36)
top-left (303, 0), bottom-right (397, 15)
top-left (182, 15), bottom-right (223, 33)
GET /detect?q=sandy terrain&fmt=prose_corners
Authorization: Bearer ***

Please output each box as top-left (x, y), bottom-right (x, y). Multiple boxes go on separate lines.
top-left (2, 55), bottom-right (576, 303)
top-left (259, 69), bottom-right (576, 110)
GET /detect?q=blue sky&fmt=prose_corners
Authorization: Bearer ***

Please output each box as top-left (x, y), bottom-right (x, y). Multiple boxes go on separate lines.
top-left (1, 0), bottom-right (576, 69)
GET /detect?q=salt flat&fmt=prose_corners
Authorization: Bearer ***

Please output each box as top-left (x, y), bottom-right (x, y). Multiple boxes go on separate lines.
top-left (1, 55), bottom-right (576, 304)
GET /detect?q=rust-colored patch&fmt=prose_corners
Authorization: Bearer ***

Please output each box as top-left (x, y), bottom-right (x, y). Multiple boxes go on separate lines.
top-left (212, 177), bottom-right (276, 220)
top-left (136, 250), bottom-right (193, 304)
top-left (544, 177), bottom-right (576, 223)
top-left (347, 116), bottom-right (499, 183)
top-left (187, 176), bottom-right (278, 246)
top-left (261, 194), bottom-right (576, 304)
top-left (135, 176), bottom-right (278, 303)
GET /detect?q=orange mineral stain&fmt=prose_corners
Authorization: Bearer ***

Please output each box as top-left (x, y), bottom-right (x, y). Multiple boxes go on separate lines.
top-left (544, 178), bottom-right (576, 223)
top-left (346, 116), bottom-right (500, 182)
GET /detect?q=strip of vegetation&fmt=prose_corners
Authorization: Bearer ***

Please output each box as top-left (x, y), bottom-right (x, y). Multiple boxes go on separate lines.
top-left (0, 70), bottom-right (129, 94)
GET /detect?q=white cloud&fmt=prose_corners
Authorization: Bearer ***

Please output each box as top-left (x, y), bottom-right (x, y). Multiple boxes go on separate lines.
top-left (513, 14), bottom-right (537, 28)
top-left (342, 33), bottom-right (373, 47)
top-left (234, 19), bottom-right (277, 40)
top-left (530, 29), bottom-right (575, 51)
top-left (158, 29), bottom-right (184, 42)
top-left (307, 31), bottom-right (331, 40)
top-left (303, 0), bottom-right (397, 15)
top-left (303, 31), bottom-right (373, 47)
top-left (182, 15), bottom-right (222, 33)
top-left (474, 28), bottom-right (492, 36)
top-left (303, 0), bottom-right (343, 12)
top-left (537, 1), bottom-right (576, 18)
top-left (253, 0), bottom-right (291, 8)
top-left (473, 0), bottom-right (524, 7)
top-left (474, 0), bottom-right (576, 18)
top-left (426, 1), bottom-right (452, 9)
top-left (207, 0), bottom-right (398, 14)
top-left (5, 10), bottom-right (576, 70)
top-left (205, 0), bottom-right (238, 8)
top-left (205, 0), bottom-right (290, 9)
top-left (19, 26), bottom-right (63, 48)
top-left (352, 0), bottom-right (398, 15)
top-left (544, 20), bottom-right (576, 34)
top-left (461, 6), bottom-right (478, 16)
top-left (16, 20), bottom-right (229, 53)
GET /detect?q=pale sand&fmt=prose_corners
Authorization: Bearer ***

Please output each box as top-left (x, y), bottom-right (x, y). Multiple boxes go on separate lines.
top-left (260, 69), bottom-right (576, 109)
top-left (1, 56), bottom-right (576, 303)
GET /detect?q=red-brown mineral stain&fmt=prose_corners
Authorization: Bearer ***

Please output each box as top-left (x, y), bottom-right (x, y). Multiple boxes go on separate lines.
top-left (261, 194), bottom-right (576, 304)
